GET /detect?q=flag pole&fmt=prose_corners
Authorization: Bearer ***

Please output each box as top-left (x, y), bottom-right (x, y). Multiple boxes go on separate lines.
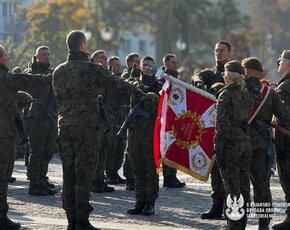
top-left (155, 69), bottom-right (216, 101)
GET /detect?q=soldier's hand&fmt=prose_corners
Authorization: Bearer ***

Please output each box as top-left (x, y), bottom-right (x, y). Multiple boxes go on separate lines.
top-left (142, 67), bottom-right (155, 77)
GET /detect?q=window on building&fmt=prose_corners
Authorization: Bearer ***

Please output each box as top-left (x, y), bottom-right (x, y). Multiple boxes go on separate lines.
top-left (139, 40), bottom-right (146, 53)
top-left (122, 39), bottom-right (131, 54)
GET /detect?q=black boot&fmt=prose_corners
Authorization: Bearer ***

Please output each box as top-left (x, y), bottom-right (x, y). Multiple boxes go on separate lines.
top-left (67, 219), bottom-right (76, 230)
top-left (9, 177), bottom-right (16, 183)
top-left (200, 205), bottom-right (223, 219)
top-left (103, 182), bottom-right (115, 193)
top-left (105, 175), bottom-right (119, 185)
top-left (127, 201), bottom-right (146, 215)
top-left (76, 220), bottom-right (100, 230)
top-left (172, 176), bottom-right (186, 187)
top-left (142, 202), bottom-right (155, 216)
top-left (126, 179), bottom-right (135, 191)
top-left (45, 179), bottom-right (55, 189)
top-left (163, 176), bottom-right (180, 188)
top-left (40, 180), bottom-right (57, 195)
top-left (28, 180), bottom-right (48, 196)
top-left (0, 213), bottom-right (21, 229)
top-left (114, 173), bottom-right (126, 184)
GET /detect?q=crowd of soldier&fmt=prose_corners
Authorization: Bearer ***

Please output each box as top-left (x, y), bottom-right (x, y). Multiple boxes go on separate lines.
top-left (1, 32), bottom-right (290, 230)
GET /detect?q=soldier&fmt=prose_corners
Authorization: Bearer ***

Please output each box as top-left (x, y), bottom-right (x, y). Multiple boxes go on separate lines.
top-left (52, 30), bottom-right (145, 230)
top-left (90, 50), bottom-right (115, 193)
top-left (161, 54), bottom-right (186, 188)
top-left (0, 44), bottom-right (51, 230)
top-left (242, 57), bottom-right (290, 230)
top-left (105, 56), bottom-right (127, 185)
top-left (121, 52), bottom-right (141, 80)
top-left (215, 60), bottom-right (253, 230)
top-left (107, 56), bottom-right (122, 77)
top-left (193, 41), bottom-right (232, 219)
top-left (24, 46), bottom-right (57, 196)
top-left (272, 50), bottom-right (290, 230)
top-left (121, 53), bottom-right (141, 190)
top-left (127, 56), bottom-right (162, 216)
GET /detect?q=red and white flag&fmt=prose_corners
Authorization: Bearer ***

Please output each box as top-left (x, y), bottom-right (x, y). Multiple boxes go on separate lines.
top-left (154, 76), bottom-right (216, 182)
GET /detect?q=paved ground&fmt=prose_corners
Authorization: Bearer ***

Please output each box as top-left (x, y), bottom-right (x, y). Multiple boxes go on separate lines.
top-left (8, 154), bottom-right (288, 230)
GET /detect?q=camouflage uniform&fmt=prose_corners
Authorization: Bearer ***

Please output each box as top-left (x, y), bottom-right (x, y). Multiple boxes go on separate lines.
top-left (192, 62), bottom-right (226, 217)
top-left (127, 73), bottom-right (163, 214)
top-left (245, 77), bottom-right (290, 228)
top-left (24, 61), bottom-right (58, 193)
top-left (105, 86), bottom-right (128, 182)
top-left (215, 83), bottom-right (253, 230)
top-left (92, 86), bottom-right (115, 192)
top-left (121, 67), bottom-right (140, 189)
top-left (0, 64), bottom-right (49, 228)
top-left (52, 51), bottom-right (143, 223)
top-left (275, 72), bottom-right (290, 225)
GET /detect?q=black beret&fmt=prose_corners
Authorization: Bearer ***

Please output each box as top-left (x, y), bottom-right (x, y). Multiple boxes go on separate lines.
top-left (281, 50), bottom-right (290, 59)
top-left (241, 57), bottom-right (263, 72)
top-left (224, 60), bottom-right (245, 75)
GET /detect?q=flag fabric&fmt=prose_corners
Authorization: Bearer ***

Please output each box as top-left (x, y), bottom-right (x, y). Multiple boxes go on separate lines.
top-left (154, 76), bottom-right (217, 182)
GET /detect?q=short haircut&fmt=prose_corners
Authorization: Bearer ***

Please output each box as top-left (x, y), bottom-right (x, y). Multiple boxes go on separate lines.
top-left (107, 56), bottom-right (120, 66)
top-left (66, 30), bottom-right (86, 51)
top-left (141, 55), bottom-right (155, 64)
top-left (125, 53), bottom-right (139, 65)
top-left (216, 40), bottom-right (232, 51)
top-left (162, 54), bottom-right (176, 64)
top-left (35, 46), bottom-right (49, 55)
top-left (91, 50), bottom-right (106, 62)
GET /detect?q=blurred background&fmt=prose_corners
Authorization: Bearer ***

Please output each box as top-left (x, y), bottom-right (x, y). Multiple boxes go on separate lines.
top-left (0, 0), bottom-right (289, 82)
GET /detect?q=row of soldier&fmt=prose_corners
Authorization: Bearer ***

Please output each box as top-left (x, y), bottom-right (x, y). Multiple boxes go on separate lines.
top-left (192, 41), bottom-right (290, 230)
top-left (1, 31), bottom-right (290, 230)
top-left (0, 29), bottom-right (187, 230)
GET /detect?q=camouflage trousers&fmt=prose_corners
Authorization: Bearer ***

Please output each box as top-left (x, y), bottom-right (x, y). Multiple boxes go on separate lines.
top-left (128, 128), bottom-right (159, 203)
top-left (0, 137), bottom-right (16, 214)
top-left (105, 127), bottom-right (125, 178)
top-left (58, 126), bottom-right (100, 221)
top-left (250, 148), bottom-right (272, 226)
top-left (94, 127), bottom-right (110, 182)
top-left (210, 160), bottom-right (226, 209)
top-left (216, 140), bottom-right (251, 230)
top-left (26, 116), bottom-right (57, 182)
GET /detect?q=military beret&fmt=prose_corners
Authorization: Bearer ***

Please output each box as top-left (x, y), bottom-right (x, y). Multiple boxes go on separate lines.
top-left (281, 50), bottom-right (290, 59)
top-left (17, 91), bottom-right (33, 105)
top-left (224, 60), bottom-right (245, 75)
top-left (241, 57), bottom-right (263, 72)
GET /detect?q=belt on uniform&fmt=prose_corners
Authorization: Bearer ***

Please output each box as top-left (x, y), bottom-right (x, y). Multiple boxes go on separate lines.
top-left (60, 98), bottom-right (99, 106)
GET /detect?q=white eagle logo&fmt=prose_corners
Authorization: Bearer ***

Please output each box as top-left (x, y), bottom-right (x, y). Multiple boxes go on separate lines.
top-left (225, 194), bottom-right (245, 221)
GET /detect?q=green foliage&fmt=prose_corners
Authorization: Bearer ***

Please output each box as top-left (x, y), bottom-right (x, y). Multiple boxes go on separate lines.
top-left (6, 0), bottom-right (253, 69)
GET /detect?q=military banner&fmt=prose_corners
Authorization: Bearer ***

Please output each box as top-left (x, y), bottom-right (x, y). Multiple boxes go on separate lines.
top-left (154, 76), bottom-right (216, 182)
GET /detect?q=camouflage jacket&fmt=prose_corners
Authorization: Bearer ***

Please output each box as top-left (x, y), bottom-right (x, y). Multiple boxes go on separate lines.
top-left (121, 67), bottom-right (141, 80)
top-left (214, 83), bottom-right (253, 149)
top-left (52, 51), bottom-right (142, 128)
top-left (0, 64), bottom-right (50, 137)
top-left (246, 77), bottom-right (290, 150)
top-left (24, 61), bottom-right (57, 119)
top-left (192, 62), bottom-right (225, 92)
top-left (276, 72), bottom-right (290, 129)
top-left (129, 74), bottom-right (163, 130)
